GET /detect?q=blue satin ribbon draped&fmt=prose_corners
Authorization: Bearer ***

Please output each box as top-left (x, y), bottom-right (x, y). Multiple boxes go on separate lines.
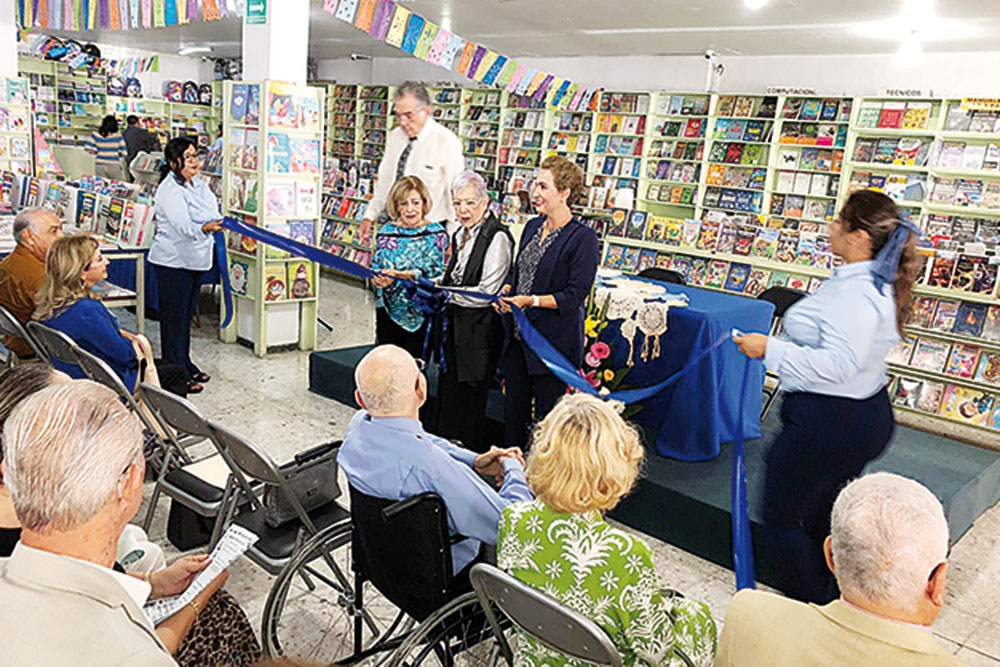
top-left (215, 215), bottom-right (757, 589)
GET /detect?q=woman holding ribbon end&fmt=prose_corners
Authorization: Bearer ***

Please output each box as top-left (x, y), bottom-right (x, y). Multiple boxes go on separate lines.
top-left (496, 156), bottom-right (599, 450)
top-left (150, 136), bottom-right (224, 395)
top-left (733, 190), bottom-right (922, 603)
top-left (370, 175), bottom-right (449, 359)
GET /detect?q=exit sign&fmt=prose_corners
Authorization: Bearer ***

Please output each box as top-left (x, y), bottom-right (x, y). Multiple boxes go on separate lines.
top-left (246, 0), bottom-right (267, 25)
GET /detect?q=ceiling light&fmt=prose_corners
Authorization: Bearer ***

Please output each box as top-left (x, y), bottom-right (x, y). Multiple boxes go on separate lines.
top-left (744, 0), bottom-right (770, 9)
top-left (179, 46), bottom-right (212, 56)
top-left (895, 32), bottom-right (923, 66)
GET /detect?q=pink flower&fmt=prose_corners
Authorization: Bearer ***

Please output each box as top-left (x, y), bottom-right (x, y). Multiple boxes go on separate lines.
top-left (585, 352), bottom-right (601, 368)
top-left (584, 370), bottom-right (601, 388)
top-left (591, 341), bottom-right (611, 360)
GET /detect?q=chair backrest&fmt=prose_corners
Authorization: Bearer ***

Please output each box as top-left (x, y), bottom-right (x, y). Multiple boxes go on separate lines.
top-left (348, 486), bottom-right (455, 622)
top-left (73, 346), bottom-right (166, 439)
top-left (638, 267), bottom-right (686, 285)
top-left (756, 286), bottom-right (807, 319)
top-left (140, 382), bottom-right (213, 439)
top-left (470, 563), bottom-right (622, 667)
top-left (26, 321), bottom-right (79, 366)
top-left (0, 305), bottom-right (49, 363)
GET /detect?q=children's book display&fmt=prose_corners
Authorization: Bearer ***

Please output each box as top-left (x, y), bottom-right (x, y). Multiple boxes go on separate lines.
top-left (320, 156), bottom-right (377, 269)
top-left (0, 77), bottom-right (34, 176)
top-left (221, 80), bottom-right (324, 357)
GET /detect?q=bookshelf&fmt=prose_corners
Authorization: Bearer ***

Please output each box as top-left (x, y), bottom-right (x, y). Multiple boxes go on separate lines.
top-left (0, 76), bottom-right (33, 176)
top-left (460, 87), bottom-right (502, 181)
top-left (640, 91), bottom-right (708, 218)
top-left (220, 80), bottom-right (324, 357)
top-left (589, 91), bottom-right (649, 210)
top-left (326, 84), bottom-right (358, 159)
top-left (545, 105), bottom-right (593, 171)
top-left (428, 85), bottom-right (461, 135)
top-left (319, 156), bottom-right (377, 272)
top-left (18, 57), bottom-right (108, 149)
top-left (357, 85), bottom-right (390, 161)
top-left (107, 96), bottom-right (170, 149)
top-left (498, 93), bottom-right (545, 187)
top-left (166, 101), bottom-right (218, 146)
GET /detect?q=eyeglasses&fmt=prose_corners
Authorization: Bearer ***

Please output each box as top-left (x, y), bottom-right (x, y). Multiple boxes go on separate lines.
top-left (453, 198), bottom-right (480, 209)
top-left (184, 152), bottom-right (200, 162)
top-left (414, 358), bottom-right (426, 391)
top-left (393, 108), bottom-right (425, 122)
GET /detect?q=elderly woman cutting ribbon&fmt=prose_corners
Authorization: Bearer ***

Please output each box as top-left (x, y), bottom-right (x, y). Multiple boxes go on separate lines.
top-left (733, 190), bottom-right (923, 604)
top-left (433, 170), bottom-right (514, 453)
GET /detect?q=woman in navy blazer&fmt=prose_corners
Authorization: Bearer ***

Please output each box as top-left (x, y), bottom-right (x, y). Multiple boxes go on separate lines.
top-left (33, 235), bottom-right (186, 396)
top-left (496, 156), bottom-right (599, 448)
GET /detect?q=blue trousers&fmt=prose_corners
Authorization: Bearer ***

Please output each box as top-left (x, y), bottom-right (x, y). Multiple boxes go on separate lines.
top-left (762, 387), bottom-right (894, 603)
top-left (154, 264), bottom-right (204, 380)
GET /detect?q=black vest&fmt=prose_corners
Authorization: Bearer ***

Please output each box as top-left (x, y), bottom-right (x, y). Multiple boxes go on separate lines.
top-left (441, 213), bottom-right (513, 383)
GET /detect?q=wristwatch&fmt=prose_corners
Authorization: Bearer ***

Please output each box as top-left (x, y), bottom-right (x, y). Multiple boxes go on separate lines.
top-left (532, 295), bottom-right (540, 308)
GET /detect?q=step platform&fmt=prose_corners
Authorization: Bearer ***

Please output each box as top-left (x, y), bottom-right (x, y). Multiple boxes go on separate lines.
top-left (310, 345), bottom-right (1000, 588)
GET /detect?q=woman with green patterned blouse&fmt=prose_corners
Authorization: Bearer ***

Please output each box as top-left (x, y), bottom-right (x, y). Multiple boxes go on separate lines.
top-left (498, 394), bottom-right (718, 666)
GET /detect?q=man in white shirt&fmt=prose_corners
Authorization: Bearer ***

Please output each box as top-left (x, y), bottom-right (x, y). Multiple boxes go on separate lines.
top-left (0, 380), bottom-right (227, 666)
top-left (359, 81), bottom-right (465, 243)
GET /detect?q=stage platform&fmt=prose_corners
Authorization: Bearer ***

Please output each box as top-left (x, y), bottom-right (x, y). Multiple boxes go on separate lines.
top-left (310, 345), bottom-right (1000, 588)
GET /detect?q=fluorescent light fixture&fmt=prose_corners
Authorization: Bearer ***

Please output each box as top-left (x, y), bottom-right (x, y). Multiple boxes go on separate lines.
top-left (179, 46), bottom-right (212, 56)
top-left (895, 32), bottom-right (923, 66)
top-left (744, 0), bottom-right (770, 9)
top-left (854, 0), bottom-right (979, 42)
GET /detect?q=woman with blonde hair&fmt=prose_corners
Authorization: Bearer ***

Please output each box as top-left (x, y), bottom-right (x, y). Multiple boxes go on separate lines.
top-left (498, 393), bottom-right (717, 666)
top-left (370, 175), bottom-right (449, 358)
top-left (34, 234), bottom-right (186, 396)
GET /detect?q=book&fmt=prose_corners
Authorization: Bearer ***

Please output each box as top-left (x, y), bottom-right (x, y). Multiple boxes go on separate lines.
top-left (953, 302), bottom-right (988, 337)
top-left (265, 181), bottom-right (296, 217)
top-left (245, 84), bottom-right (261, 125)
top-left (877, 102), bottom-right (906, 128)
top-left (927, 255), bottom-right (956, 288)
top-left (287, 261), bottom-right (315, 299)
top-left (886, 334), bottom-right (917, 365)
top-left (681, 218), bottom-right (701, 246)
top-left (909, 296), bottom-right (938, 329)
top-left (910, 338), bottom-right (951, 372)
top-left (264, 265), bottom-right (288, 301)
top-left (688, 258), bottom-right (709, 285)
top-left (944, 343), bottom-right (981, 379)
top-left (637, 248), bottom-right (658, 273)
top-left (290, 138), bottom-right (321, 174)
top-left (626, 210), bottom-right (648, 240)
top-left (266, 132), bottom-right (291, 173)
top-left (608, 208), bottom-right (628, 237)
top-left (620, 247), bottom-right (640, 272)
top-left (916, 381), bottom-right (945, 414)
top-left (974, 351), bottom-right (1000, 386)
top-left (983, 306), bottom-right (1000, 342)
top-left (950, 255), bottom-right (996, 294)
top-left (705, 260), bottom-right (729, 288)
top-left (940, 385), bottom-right (994, 425)
top-left (745, 268), bottom-right (770, 297)
top-left (723, 262), bottom-right (751, 292)
top-left (931, 299), bottom-right (961, 331)
top-left (902, 102), bottom-right (931, 130)
top-left (230, 83), bottom-right (248, 123)
top-left (892, 377), bottom-right (922, 408)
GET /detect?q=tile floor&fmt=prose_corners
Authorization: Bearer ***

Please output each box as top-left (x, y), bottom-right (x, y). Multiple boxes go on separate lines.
top-left (130, 273), bottom-right (1000, 663)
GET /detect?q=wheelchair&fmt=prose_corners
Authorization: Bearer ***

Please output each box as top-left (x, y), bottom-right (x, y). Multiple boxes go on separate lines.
top-left (260, 485), bottom-right (511, 665)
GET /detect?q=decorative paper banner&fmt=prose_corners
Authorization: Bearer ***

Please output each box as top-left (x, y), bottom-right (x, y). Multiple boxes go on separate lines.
top-left (105, 55), bottom-right (160, 76)
top-left (17, 0), bottom-right (229, 31)
top-left (317, 0), bottom-right (599, 109)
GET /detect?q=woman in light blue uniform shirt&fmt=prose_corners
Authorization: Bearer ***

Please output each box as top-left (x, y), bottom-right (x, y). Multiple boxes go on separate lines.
top-left (151, 137), bottom-right (224, 394)
top-left (733, 190), bottom-right (922, 603)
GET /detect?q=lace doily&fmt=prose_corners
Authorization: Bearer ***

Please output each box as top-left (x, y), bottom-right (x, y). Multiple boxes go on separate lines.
top-left (595, 270), bottom-right (688, 366)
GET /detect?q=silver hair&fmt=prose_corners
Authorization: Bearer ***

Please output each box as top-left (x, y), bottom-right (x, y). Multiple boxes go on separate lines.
top-left (394, 81), bottom-right (430, 108)
top-left (13, 207), bottom-right (55, 245)
top-left (354, 345), bottom-right (419, 416)
top-left (450, 170), bottom-right (489, 203)
top-left (831, 472), bottom-right (949, 613)
top-left (3, 380), bottom-right (143, 532)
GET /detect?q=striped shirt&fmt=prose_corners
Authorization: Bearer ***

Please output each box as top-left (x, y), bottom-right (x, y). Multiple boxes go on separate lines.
top-left (88, 131), bottom-right (126, 166)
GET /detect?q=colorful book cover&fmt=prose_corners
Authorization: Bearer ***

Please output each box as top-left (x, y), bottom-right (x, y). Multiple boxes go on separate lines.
top-left (909, 296), bottom-right (938, 329)
top-left (744, 268), bottom-right (770, 297)
top-left (267, 82), bottom-right (297, 128)
top-left (608, 208), bottom-right (628, 237)
top-left (620, 247), bottom-right (640, 273)
top-left (265, 181), bottom-right (296, 217)
top-left (229, 259), bottom-right (249, 296)
top-left (296, 95), bottom-right (322, 131)
top-left (916, 380), bottom-right (945, 414)
top-left (974, 351), bottom-right (1000, 387)
top-left (681, 218), bottom-right (701, 247)
top-left (245, 84), bottom-right (261, 126)
top-left (723, 262), bottom-right (751, 292)
top-left (604, 244), bottom-right (624, 269)
top-left (654, 253), bottom-right (673, 270)
top-left (287, 261), bottom-right (315, 299)
top-left (229, 83), bottom-right (248, 123)
top-left (228, 128), bottom-right (246, 168)
top-left (705, 260), bottom-right (729, 288)
top-left (910, 338), bottom-right (952, 372)
top-left (295, 182), bottom-right (319, 218)
top-left (688, 258), bottom-right (709, 286)
top-left (892, 377), bottom-right (922, 408)
top-left (637, 248), bottom-right (658, 274)
top-left (886, 334), bottom-right (917, 365)
top-left (940, 385), bottom-right (994, 425)
top-left (944, 343), bottom-right (981, 379)
top-left (626, 210), bottom-right (648, 240)
top-left (290, 138), bottom-right (321, 174)
top-left (931, 299), bottom-right (961, 332)
top-left (242, 129), bottom-right (259, 171)
top-left (953, 302), bottom-right (988, 337)
top-left (927, 255), bottom-right (956, 288)
top-left (266, 132), bottom-right (291, 173)
top-left (982, 306), bottom-right (1000, 342)
top-left (669, 256), bottom-right (693, 281)
top-left (264, 265), bottom-right (288, 301)
top-left (696, 219), bottom-right (720, 251)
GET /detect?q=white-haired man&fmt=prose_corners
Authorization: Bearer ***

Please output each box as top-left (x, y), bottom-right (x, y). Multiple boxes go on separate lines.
top-left (0, 381), bottom-right (227, 665)
top-left (0, 206), bottom-right (63, 358)
top-left (358, 81), bottom-right (464, 243)
top-left (340, 344), bottom-right (532, 583)
top-left (715, 472), bottom-right (961, 666)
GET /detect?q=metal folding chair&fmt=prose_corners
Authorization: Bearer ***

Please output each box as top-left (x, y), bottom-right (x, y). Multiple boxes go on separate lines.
top-left (25, 321), bottom-right (79, 369)
top-left (0, 305), bottom-right (49, 365)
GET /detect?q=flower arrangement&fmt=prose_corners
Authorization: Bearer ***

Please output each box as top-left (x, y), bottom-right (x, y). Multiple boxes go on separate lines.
top-left (575, 287), bottom-right (643, 419)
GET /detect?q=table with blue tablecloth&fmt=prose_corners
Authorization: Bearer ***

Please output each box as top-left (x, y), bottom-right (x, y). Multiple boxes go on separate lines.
top-left (598, 277), bottom-right (774, 461)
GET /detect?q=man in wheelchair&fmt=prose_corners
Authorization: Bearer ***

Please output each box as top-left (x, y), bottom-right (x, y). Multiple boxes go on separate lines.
top-left (340, 344), bottom-right (533, 588)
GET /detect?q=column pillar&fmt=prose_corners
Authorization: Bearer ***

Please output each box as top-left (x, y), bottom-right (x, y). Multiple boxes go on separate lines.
top-left (241, 0), bottom-right (310, 84)
top-left (0, 0), bottom-right (19, 77)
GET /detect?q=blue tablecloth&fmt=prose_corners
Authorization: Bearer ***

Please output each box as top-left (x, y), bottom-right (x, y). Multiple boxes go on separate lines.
top-left (602, 282), bottom-right (774, 462)
top-left (107, 250), bottom-right (220, 314)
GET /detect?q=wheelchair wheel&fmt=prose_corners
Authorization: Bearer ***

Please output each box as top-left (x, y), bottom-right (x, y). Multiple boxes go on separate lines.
top-left (387, 592), bottom-right (510, 667)
top-left (262, 521), bottom-right (406, 663)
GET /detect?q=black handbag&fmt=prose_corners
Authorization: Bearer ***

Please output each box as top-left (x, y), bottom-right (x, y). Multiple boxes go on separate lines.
top-left (262, 441), bottom-right (342, 527)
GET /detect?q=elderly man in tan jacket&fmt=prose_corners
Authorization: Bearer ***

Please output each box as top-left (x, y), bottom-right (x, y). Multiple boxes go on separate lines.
top-left (715, 472), bottom-right (963, 667)
top-left (0, 381), bottom-right (226, 666)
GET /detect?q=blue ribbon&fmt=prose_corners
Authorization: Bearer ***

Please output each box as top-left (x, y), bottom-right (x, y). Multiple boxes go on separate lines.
top-left (871, 217), bottom-right (921, 293)
top-left (216, 215), bottom-right (757, 589)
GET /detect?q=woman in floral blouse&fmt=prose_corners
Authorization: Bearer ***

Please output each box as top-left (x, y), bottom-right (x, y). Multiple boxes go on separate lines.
top-left (498, 393), bottom-right (717, 666)
top-left (370, 176), bottom-right (449, 358)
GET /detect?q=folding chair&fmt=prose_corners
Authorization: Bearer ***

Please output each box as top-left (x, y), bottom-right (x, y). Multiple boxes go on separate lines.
top-left (25, 321), bottom-right (79, 369)
top-left (136, 383), bottom-right (237, 542)
top-left (470, 563), bottom-right (621, 667)
top-left (756, 286), bottom-right (808, 419)
top-left (0, 305), bottom-right (48, 366)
